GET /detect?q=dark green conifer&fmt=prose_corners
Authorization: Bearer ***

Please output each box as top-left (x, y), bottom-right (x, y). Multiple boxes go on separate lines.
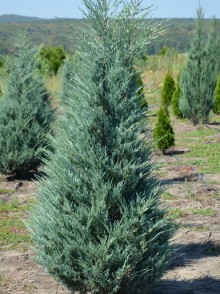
top-left (0, 32), bottom-right (54, 176)
top-left (213, 74), bottom-right (220, 115)
top-left (159, 45), bottom-right (168, 56)
top-left (154, 105), bottom-right (175, 154)
top-left (40, 46), bottom-right (66, 75)
top-left (171, 72), bottom-right (183, 118)
top-left (161, 71), bottom-right (175, 106)
top-left (135, 71), bottom-right (148, 110)
top-left (29, 1), bottom-right (175, 294)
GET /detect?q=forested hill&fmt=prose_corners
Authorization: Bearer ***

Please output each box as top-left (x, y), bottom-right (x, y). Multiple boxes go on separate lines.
top-left (0, 14), bottom-right (47, 22)
top-left (0, 14), bottom-right (219, 55)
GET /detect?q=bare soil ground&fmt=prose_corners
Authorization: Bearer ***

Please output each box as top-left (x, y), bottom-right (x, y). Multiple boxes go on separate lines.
top-left (0, 119), bottom-right (220, 294)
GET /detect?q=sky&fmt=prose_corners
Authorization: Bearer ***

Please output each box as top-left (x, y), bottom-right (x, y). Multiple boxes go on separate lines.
top-left (1, 0), bottom-right (220, 19)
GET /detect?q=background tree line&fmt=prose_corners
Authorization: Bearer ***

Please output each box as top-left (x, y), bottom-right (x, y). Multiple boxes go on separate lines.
top-left (0, 14), bottom-right (219, 55)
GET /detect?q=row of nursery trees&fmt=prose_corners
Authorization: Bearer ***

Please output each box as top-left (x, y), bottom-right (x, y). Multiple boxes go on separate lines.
top-left (0, 1), bottom-right (176, 294)
top-left (154, 6), bottom-right (220, 154)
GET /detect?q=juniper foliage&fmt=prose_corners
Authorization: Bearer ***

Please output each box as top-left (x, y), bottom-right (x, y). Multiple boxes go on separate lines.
top-left (171, 72), bottom-right (183, 118)
top-left (207, 17), bottom-right (220, 76)
top-left (179, 6), bottom-right (218, 125)
top-left (213, 74), bottom-right (220, 115)
top-left (206, 17), bottom-right (220, 113)
top-left (60, 57), bottom-right (76, 106)
top-left (0, 32), bottom-right (54, 176)
top-left (29, 1), bottom-right (175, 294)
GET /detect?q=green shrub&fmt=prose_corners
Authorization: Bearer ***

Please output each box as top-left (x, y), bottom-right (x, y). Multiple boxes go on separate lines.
top-left (40, 46), bottom-right (66, 75)
top-left (0, 32), bottom-right (54, 176)
top-left (161, 72), bottom-right (175, 106)
top-left (0, 57), bottom-right (4, 68)
top-left (154, 105), bottom-right (175, 154)
top-left (159, 45), bottom-right (169, 56)
top-left (213, 74), bottom-right (220, 115)
top-left (29, 1), bottom-right (175, 294)
top-left (171, 72), bottom-right (183, 118)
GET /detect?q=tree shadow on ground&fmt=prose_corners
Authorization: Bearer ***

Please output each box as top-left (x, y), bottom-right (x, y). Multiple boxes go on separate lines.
top-left (165, 149), bottom-right (190, 156)
top-left (160, 174), bottom-right (199, 186)
top-left (149, 277), bottom-right (220, 294)
top-left (148, 241), bottom-right (220, 293)
top-left (205, 123), bottom-right (220, 134)
top-left (207, 122), bottom-right (220, 126)
top-left (170, 240), bottom-right (220, 270)
top-left (6, 170), bottom-right (45, 182)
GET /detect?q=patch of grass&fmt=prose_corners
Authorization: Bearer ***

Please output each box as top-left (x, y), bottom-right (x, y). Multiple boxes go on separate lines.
top-left (44, 74), bottom-right (61, 106)
top-left (210, 114), bottom-right (220, 124)
top-left (23, 282), bottom-right (37, 291)
top-left (168, 207), bottom-right (216, 220)
top-left (0, 199), bottom-right (33, 251)
top-left (168, 208), bottom-right (187, 219)
top-left (190, 208), bottom-right (216, 216)
top-left (184, 178), bottom-right (194, 198)
top-left (179, 145), bottom-right (219, 174)
top-left (0, 188), bottom-right (15, 195)
top-left (179, 225), bottom-right (210, 231)
top-left (187, 159), bottom-right (204, 166)
top-left (161, 192), bottom-right (177, 200)
top-left (208, 180), bottom-right (220, 185)
top-left (0, 200), bottom-right (20, 212)
top-left (0, 221), bottom-right (31, 248)
top-left (0, 274), bottom-right (11, 287)
top-left (180, 128), bottom-right (217, 139)
top-left (212, 192), bottom-right (220, 198)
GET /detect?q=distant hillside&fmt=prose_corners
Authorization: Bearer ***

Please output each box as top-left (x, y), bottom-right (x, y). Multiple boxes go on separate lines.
top-left (0, 15), bottom-right (84, 54)
top-left (0, 14), bottom-right (47, 23)
top-left (0, 14), bottom-right (219, 55)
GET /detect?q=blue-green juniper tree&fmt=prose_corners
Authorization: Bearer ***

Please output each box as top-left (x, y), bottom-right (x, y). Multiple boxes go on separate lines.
top-left (179, 6), bottom-right (219, 125)
top-left (213, 74), bottom-right (220, 115)
top-left (0, 32), bottom-right (54, 176)
top-left (60, 57), bottom-right (77, 106)
top-left (29, 1), bottom-right (176, 293)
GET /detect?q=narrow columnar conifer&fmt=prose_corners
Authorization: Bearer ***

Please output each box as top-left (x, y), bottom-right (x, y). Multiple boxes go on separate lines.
top-left (171, 72), bottom-right (183, 118)
top-left (29, 1), bottom-right (176, 294)
top-left (161, 71), bottom-right (175, 106)
top-left (0, 32), bottom-right (54, 176)
top-left (60, 57), bottom-right (76, 106)
top-left (179, 6), bottom-right (218, 125)
top-left (213, 74), bottom-right (220, 115)
top-left (135, 70), bottom-right (148, 110)
top-left (207, 17), bottom-right (220, 78)
top-left (153, 105), bottom-right (175, 154)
